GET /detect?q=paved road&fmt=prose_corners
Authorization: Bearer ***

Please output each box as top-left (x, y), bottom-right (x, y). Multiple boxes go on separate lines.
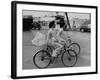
top-left (22, 30), bottom-right (91, 69)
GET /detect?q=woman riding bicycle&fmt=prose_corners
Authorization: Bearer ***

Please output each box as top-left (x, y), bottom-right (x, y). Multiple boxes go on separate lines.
top-left (46, 16), bottom-right (66, 61)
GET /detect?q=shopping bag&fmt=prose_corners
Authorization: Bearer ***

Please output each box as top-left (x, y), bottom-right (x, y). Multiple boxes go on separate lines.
top-left (32, 32), bottom-right (47, 46)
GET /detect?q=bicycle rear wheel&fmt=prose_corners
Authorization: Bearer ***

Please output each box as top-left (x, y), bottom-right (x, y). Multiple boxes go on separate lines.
top-left (33, 50), bottom-right (51, 69)
top-left (61, 49), bottom-right (77, 67)
top-left (68, 43), bottom-right (80, 56)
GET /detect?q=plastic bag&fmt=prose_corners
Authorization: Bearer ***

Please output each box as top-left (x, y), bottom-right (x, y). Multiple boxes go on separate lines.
top-left (32, 32), bottom-right (47, 46)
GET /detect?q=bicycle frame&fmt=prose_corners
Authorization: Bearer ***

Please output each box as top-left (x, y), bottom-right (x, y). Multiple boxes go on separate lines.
top-left (46, 43), bottom-right (68, 58)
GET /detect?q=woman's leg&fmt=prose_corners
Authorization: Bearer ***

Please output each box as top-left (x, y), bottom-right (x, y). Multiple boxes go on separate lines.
top-left (51, 42), bottom-right (63, 57)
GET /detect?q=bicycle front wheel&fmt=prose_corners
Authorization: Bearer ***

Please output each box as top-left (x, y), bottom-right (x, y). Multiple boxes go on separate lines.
top-left (33, 50), bottom-right (51, 69)
top-left (61, 49), bottom-right (77, 67)
top-left (68, 43), bottom-right (80, 56)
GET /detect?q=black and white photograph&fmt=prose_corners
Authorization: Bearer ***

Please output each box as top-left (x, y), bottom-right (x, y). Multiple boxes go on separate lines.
top-left (22, 11), bottom-right (91, 69)
top-left (11, 1), bottom-right (97, 79)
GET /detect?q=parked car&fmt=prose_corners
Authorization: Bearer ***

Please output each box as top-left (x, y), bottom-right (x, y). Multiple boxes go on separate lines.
top-left (32, 22), bottom-right (41, 30)
top-left (80, 24), bottom-right (91, 32)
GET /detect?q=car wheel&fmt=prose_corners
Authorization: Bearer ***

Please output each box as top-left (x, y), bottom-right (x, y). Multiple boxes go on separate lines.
top-left (81, 29), bottom-right (84, 32)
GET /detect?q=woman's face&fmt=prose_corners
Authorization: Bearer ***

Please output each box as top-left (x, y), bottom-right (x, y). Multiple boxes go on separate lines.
top-left (55, 19), bottom-right (60, 24)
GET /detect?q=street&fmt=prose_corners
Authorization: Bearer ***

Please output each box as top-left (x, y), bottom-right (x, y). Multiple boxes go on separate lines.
top-left (22, 30), bottom-right (91, 69)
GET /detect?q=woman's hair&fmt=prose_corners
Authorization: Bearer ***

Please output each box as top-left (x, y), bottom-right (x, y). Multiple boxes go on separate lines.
top-left (49, 21), bottom-right (55, 28)
top-left (55, 15), bottom-right (65, 29)
top-left (49, 15), bottom-right (65, 29)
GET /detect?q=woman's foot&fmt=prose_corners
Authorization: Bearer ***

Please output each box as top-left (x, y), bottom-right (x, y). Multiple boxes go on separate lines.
top-left (50, 57), bottom-right (56, 64)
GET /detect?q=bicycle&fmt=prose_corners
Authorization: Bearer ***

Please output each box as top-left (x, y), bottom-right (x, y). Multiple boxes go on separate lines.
top-left (33, 41), bottom-right (77, 69)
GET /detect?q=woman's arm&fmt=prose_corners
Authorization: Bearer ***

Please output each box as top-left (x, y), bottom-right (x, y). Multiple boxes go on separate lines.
top-left (57, 29), bottom-right (66, 42)
top-left (46, 29), bottom-right (52, 42)
top-left (57, 29), bottom-right (63, 37)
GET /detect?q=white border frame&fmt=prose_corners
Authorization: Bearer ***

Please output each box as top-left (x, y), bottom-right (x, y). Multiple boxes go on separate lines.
top-left (16, 3), bottom-right (97, 77)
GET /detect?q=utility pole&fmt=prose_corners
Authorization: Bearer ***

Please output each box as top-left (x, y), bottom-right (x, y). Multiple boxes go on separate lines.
top-left (65, 12), bottom-right (71, 30)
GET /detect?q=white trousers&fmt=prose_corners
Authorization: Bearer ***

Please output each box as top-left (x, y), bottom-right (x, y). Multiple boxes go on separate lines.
top-left (49, 41), bottom-right (63, 57)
